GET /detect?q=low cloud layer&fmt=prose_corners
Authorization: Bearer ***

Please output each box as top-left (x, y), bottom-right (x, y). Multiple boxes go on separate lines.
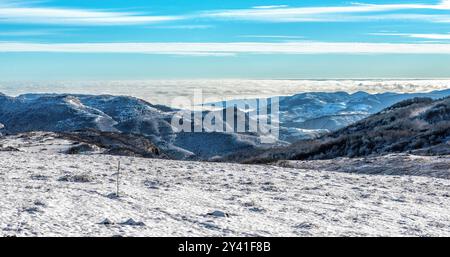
top-left (1, 79), bottom-right (450, 107)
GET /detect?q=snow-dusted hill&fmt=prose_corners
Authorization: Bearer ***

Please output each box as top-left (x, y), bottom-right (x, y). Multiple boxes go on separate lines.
top-left (208, 89), bottom-right (450, 141)
top-left (1, 151), bottom-right (450, 237)
top-left (1, 89), bottom-right (450, 159)
top-left (0, 93), bottom-right (265, 160)
top-left (232, 96), bottom-right (450, 163)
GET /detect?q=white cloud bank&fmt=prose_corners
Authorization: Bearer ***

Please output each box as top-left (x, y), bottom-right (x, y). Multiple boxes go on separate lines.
top-left (1, 42), bottom-right (450, 55)
top-left (2, 80), bottom-right (450, 106)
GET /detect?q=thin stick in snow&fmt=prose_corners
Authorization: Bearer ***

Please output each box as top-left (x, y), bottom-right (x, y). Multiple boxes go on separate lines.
top-left (117, 160), bottom-right (120, 197)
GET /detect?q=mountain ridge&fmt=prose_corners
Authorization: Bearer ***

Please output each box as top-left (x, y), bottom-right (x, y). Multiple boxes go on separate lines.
top-left (1, 89), bottom-right (450, 160)
top-left (234, 96), bottom-right (450, 164)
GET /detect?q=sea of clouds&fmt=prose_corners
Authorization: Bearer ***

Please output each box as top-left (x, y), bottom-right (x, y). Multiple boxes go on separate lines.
top-left (1, 79), bottom-right (450, 108)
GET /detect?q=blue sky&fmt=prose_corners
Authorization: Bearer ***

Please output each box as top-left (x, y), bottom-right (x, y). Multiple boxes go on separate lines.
top-left (1, 0), bottom-right (450, 79)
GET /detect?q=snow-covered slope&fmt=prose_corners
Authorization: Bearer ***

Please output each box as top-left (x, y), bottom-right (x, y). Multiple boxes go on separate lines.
top-left (0, 131), bottom-right (162, 159)
top-left (0, 132), bottom-right (97, 154)
top-left (1, 151), bottom-right (450, 237)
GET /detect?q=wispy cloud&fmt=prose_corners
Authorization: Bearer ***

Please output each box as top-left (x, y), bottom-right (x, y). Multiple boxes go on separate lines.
top-left (2, 41), bottom-right (450, 55)
top-left (0, 1), bottom-right (183, 25)
top-left (252, 5), bottom-right (289, 9)
top-left (0, 29), bottom-right (55, 36)
top-left (2, 1), bottom-right (450, 27)
top-left (239, 35), bottom-right (305, 39)
top-left (370, 32), bottom-right (450, 40)
top-left (442, 0), bottom-right (450, 8)
top-left (201, 1), bottom-right (450, 23)
top-left (155, 25), bottom-right (214, 29)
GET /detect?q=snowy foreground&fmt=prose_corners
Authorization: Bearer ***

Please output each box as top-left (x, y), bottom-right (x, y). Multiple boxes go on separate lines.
top-left (1, 151), bottom-right (450, 237)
